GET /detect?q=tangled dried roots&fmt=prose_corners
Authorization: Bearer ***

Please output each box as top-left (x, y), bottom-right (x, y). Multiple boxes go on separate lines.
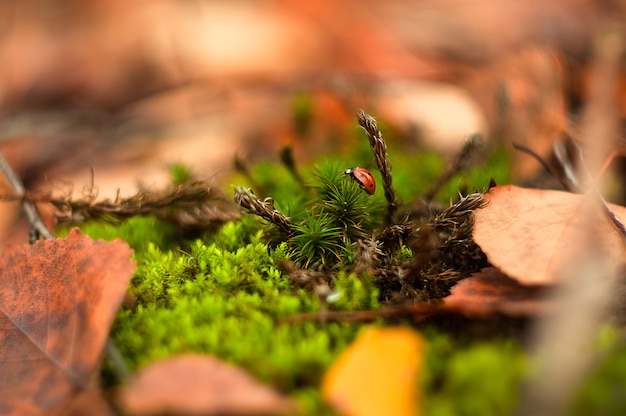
top-left (376, 193), bottom-right (489, 304)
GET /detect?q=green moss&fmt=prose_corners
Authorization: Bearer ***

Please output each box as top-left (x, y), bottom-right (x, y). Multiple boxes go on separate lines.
top-left (72, 137), bottom-right (585, 415)
top-left (59, 216), bottom-right (178, 253)
top-left (386, 146), bottom-right (511, 204)
top-left (331, 272), bottom-right (380, 311)
top-left (387, 150), bottom-right (446, 201)
top-left (568, 326), bottom-right (626, 415)
top-left (440, 147), bottom-right (511, 197)
top-left (73, 216), bottom-right (362, 409)
top-left (421, 331), bottom-right (525, 416)
top-left (168, 162), bottom-right (193, 185)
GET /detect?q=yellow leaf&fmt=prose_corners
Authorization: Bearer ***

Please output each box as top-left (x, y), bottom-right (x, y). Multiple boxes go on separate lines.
top-left (322, 327), bottom-right (424, 416)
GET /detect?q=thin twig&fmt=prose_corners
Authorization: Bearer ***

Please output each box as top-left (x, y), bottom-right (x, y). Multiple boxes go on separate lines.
top-left (279, 144), bottom-right (306, 188)
top-left (281, 303), bottom-right (441, 324)
top-left (552, 137), bottom-right (580, 190)
top-left (512, 142), bottom-right (575, 192)
top-left (357, 110), bottom-right (397, 226)
top-left (568, 138), bottom-right (626, 239)
top-left (105, 339), bottom-right (131, 381)
top-left (0, 152), bottom-right (54, 239)
top-left (49, 180), bottom-right (231, 224)
top-left (422, 134), bottom-right (482, 201)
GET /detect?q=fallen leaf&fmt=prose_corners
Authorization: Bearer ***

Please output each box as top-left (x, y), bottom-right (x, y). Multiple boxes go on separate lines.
top-left (61, 390), bottom-right (116, 416)
top-left (0, 228), bottom-right (135, 415)
top-left (445, 267), bottom-right (550, 316)
top-left (322, 327), bottom-right (423, 416)
top-left (117, 354), bottom-right (297, 416)
top-left (473, 185), bottom-right (626, 285)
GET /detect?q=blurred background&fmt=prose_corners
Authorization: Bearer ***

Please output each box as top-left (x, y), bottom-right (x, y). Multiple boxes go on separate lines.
top-left (0, 0), bottom-right (624, 241)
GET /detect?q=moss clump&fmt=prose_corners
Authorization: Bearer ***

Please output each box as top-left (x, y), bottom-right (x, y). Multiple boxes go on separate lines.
top-left (70, 121), bottom-right (523, 414)
top-left (236, 161), bottom-right (383, 270)
top-left (568, 325), bottom-right (626, 415)
top-left (422, 332), bottom-right (525, 416)
top-left (76, 216), bottom-right (371, 412)
top-left (66, 134), bottom-right (516, 414)
top-left (58, 216), bottom-right (178, 253)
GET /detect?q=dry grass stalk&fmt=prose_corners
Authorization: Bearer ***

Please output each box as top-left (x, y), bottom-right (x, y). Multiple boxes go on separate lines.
top-left (233, 186), bottom-right (293, 235)
top-left (357, 110), bottom-right (397, 226)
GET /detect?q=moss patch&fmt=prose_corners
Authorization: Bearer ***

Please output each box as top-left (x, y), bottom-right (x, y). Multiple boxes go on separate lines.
top-left (68, 139), bottom-right (626, 415)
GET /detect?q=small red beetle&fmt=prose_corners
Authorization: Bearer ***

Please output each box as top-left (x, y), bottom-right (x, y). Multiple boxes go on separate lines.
top-left (344, 167), bottom-right (376, 195)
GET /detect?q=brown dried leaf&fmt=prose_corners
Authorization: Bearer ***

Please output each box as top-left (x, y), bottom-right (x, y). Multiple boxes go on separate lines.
top-left (473, 185), bottom-right (626, 285)
top-left (61, 390), bottom-right (116, 416)
top-left (445, 267), bottom-right (550, 316)
top-left (117, 354), bottom-right (297, 416)
top-left (0, 228), bottom-right (135, 415)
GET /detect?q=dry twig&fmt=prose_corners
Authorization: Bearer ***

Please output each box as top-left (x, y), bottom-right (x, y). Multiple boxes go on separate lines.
top-left (0, 152), bottom-right (54, 240)
top-left (357, 110), bottom-right (397, 226)
top-left (233, 186), bottom-right (293, 235)
top-left (12, 179), bottom-right (240, 230)
top-left (422, 134), bottom-right (483, 201)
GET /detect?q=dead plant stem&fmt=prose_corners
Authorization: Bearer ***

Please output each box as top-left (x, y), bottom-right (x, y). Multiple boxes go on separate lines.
top-left (357, 110), bottom-right (397, 226)
top-left (0, 152), bottom-right (54, 239)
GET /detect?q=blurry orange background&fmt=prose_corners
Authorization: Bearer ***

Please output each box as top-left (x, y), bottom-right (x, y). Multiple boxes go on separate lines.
top-left (0, 0), bottom-right (623, 242)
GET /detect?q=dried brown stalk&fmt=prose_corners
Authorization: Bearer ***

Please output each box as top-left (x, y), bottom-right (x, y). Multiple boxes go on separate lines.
top-left (278, 259), bottom-right (332, 289)
top-left (0, 152), bottom-right (54, 240)
top-left (44, 179), bottom-right (238, 228)
top-left (353, 237), bottom-right (384, 275)
top-left (279, 144), bottom-right (306, 187)
top-left (281, 302), bottom-right (444, 324)
top-left (357, 110), bottom-right (397, 226)
top-left (372, 192), bottom-right (487, 303)
top-left (375, 221), bottom-right (416, 257)
top-left (0, 179), bottom-right (239, 231)
top-left (422, 134), bottom-right (483, 201)
top-left (233, 186), bottom-right (293, 235)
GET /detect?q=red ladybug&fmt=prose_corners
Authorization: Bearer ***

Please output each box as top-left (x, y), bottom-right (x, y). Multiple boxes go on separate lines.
top-left (344, 167), bottom-right (376, 195)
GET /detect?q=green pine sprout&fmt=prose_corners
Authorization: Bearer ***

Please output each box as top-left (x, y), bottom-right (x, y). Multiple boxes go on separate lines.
top-left (321, 179), bottom-right (372, 242)
top-left (235, 161), bottom-right (381, 270)
top-left (292, 212), bottom-right (344, 269)
top-left (311, 162), bottom-right (344, 199)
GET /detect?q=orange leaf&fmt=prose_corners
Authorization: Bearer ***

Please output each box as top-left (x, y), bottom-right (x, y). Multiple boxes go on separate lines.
top-left (0, 228), bottom-right (135, 415)
top-left (473, 185), bottom-right (626, 285)
top-left (445, 267), bottom-right (549, 316)
top-left (322, 327), bottom-right (423, 416)
top-left (117, 354), bottom-right (297, 416)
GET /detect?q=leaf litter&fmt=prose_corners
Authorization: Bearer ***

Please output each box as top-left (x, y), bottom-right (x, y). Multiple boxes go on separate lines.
top-left (0, 228), bottom-right (134, 415)
top-left (3, 138), bottom-right (626, 415)
top-left (3, 2), bottom-right (624, 412)
top-left (473, 184), bottom-right (626, 285)
top-left (117, 354), bottom-right (297, 416)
